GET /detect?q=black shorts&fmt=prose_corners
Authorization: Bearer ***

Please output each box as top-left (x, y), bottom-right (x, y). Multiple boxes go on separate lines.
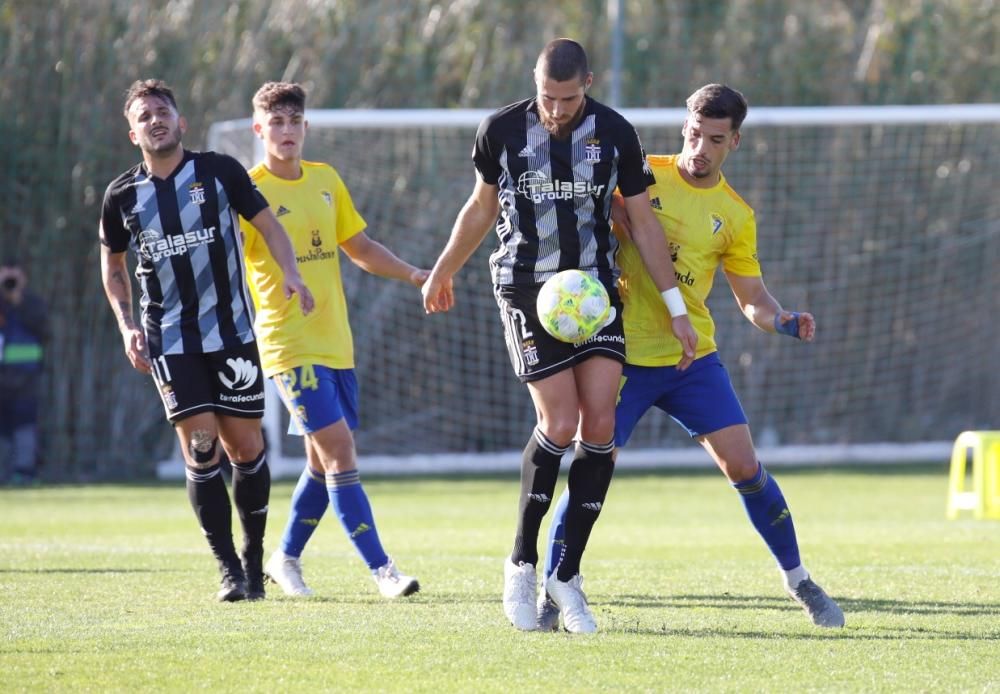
top-left (149, 341), bottom-right (265, 423)
top-left (494, 283), bottom-right (625, 383)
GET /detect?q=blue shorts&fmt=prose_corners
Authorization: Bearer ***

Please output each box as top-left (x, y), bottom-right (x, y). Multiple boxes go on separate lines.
top-left (615, 353), bottom-right (748, 446)
top-left (272, 365), bottom-right (359, 436)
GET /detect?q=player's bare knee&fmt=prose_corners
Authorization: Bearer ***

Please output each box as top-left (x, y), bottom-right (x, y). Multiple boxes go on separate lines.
top-left (721, 457), bottom-right (758, 483)
top-left (187, 430), bottom-right (218, 468)
top-left (221, 434), bottom-right (264, 464)
top-left (539, 419), bottom-right (577, 447)
top-left (316, 442), bottom-right (356, 473)
top-left (325, 457), bottom-right (358, 475)
top-left (223, 445), bottom-right (256, 464)
top-left (578, 414), bottom-right (615, 445)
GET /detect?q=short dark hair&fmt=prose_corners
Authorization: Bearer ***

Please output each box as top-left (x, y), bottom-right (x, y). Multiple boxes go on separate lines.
top-left (252, 82), bottom-right (307, 114)
top-left (123, 79), bottom-right (179, 118)
top-left (536, 38), bottom-right (590, 83)
top-left (686, 84), bottom-right (748, 131)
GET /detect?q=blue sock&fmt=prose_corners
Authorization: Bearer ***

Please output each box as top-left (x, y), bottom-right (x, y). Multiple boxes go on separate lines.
top-left (280, 466), bottom-right (328, 558)
top-left (544, 487), bottom-right (571, 580)
top-left (733, 462), bottom-right (801, 570)
top-left (327, 470), bottom-right (388, 571)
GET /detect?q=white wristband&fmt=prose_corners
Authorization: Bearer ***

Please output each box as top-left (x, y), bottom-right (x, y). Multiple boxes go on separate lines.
top-left (661, 287), bottom-right (687, 317)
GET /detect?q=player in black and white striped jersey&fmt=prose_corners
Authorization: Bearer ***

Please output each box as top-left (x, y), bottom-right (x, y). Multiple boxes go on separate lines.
top-left (422, 39), bottom-right (698, 633)
top-left (99, 79), bottom-right (314, 602)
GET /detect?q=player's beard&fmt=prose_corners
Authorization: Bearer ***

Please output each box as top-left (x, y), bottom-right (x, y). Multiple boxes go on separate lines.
top-left (142, 123), bottom-right (183, 157)
top-left (540, 100), bottom-right (586, 139)
top-left (683, 154), bottom-right (713, 179)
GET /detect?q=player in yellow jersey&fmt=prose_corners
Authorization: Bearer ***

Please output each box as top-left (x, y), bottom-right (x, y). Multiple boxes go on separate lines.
top-left (542, 84), bottom-right (844, 629)
top-left (240, 82), bottom-right (426, 599)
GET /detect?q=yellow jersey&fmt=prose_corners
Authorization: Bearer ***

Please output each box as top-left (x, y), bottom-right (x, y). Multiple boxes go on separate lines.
top-left (240, 161), bottom-right (366, 376)
top-left (619, 154), bottom-right (760, 366)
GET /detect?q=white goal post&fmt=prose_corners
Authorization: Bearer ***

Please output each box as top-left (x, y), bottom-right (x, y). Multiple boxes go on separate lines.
top-left (155, 104), bottom-right (1000, 480)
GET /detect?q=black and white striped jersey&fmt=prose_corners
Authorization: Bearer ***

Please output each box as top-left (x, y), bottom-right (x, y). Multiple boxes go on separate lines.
top-left (473, 96), bottom-right (654, 287)
top-left (100, 150), bottom-right (269, 358)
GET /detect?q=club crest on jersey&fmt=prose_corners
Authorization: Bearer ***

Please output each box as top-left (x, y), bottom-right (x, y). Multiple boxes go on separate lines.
top-left (311, 230), bottom-right (322, 247)
top-left (585, 139), bottom-right (601, 162)
top-left (711, 213), bottom-right (724, 235)
top-left (188, 182), bottom-right (206, 205)
top-left (321, 191), bottom-right (333, 207)
top-left (160, 384), bottom-right (178, 410)
top-left (522, 341), bottom-right (540, 366)
top-left (516, 170), bottom-right (606, 204)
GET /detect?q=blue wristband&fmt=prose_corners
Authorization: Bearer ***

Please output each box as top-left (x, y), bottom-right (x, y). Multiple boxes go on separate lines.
top-left (774, 312), bottom-right (800, 338)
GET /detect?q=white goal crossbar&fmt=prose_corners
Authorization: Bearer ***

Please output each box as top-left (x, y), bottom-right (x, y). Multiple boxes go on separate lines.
top-left (208, 104), bottom-right (1000, 137)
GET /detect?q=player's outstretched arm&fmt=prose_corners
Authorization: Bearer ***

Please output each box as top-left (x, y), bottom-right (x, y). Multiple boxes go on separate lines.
top-left (422, 176), bottom-right (500, 314)
top-left (247, 207), bottom-right (315, 315)
top-left (100, 244), bottom-right (151, 374)
top-left (725, 271), bottom-right (815, 342)
top-left (341, 231), bottom-right (429, 287)
top-left (621, 192), bottom-right (698, 369)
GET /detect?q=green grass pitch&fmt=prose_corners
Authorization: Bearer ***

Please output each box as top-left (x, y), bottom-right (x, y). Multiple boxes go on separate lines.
top-left (1, 466), bottom-right (998, 692)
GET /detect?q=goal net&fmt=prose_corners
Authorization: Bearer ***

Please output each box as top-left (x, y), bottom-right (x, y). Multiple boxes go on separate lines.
top-left (167, 105), bottom-right (1000, 478)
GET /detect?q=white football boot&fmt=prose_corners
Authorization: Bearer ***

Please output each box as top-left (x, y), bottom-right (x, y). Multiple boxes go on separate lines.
top-left (503, 558), bottom-right (538, 630)
top-left (373, 557), bottom-right (420, 598)
top-left (545, 572), bottom-right (597, 634)
top-left (264, 550), bottom-right (314, 597)
top-left (786, 577), bottom-right (845, 628)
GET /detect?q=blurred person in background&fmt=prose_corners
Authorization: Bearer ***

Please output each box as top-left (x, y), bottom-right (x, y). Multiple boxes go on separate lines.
top-left (0, 257), bottom-right (48, 485)
top-left (99, 78), bottom-right (313, 602)
top-left (541, 84), bottom-right (844, 630)
top-left (241, 81), bottom-right (424, 600)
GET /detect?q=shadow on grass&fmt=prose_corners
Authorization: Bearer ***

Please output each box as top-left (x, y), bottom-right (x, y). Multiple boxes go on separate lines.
top-left (0, 568), bottom-right (182, 574)
top-left (596, 617), bottom-right (1000, 640)
top-left (594, 592), bottom-right (1000, 639)
top-left (608, 592), bottom-right (1000, 617)
top-left (287, 591), bottom-right (495, 607)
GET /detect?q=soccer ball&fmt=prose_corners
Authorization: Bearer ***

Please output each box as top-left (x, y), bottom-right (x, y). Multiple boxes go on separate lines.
top-left (536, 269), bottom-right (611, 344)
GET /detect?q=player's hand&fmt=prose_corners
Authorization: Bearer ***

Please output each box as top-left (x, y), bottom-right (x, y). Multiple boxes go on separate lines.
top-left (671, 314), bottom-right (698, 371)
top-left (610, 193), bottom-right (632, 241)
top-left (283, 273), bottom-right (315, 315)
top-left (776, 310), bottom-right (815, 342)
top-left (122, 327), bottom-right (151, 374)
top-left (409, 268), bottom-right (431, 288)
top-left (421, 271), bottom-right (454, 313)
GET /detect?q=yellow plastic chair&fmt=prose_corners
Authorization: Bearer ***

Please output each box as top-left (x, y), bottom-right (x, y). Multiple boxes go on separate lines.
top-left (946, 431), bottom-right (1000, 520)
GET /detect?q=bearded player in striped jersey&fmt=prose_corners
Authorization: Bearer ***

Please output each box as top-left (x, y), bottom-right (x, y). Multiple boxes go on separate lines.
top-left (541, 84), bottom-right (845, 629)
top-left (100, 79), bottom-right (313, 602)
top-left (422, 39), bottom-right (698, 633)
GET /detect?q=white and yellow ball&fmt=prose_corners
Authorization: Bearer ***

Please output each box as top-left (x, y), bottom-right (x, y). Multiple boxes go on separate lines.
top-left (536, 269), bottom-right (611, 344)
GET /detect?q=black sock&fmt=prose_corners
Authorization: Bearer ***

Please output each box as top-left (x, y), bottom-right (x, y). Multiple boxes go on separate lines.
top-left (556, 439), bottom-right (615, 581)
top-left (185, 461), bottom-right (239, 568)
top-left (511, 428), bottom-right (570, 566)
top-left (231, 450), bottom-right (270, 570)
